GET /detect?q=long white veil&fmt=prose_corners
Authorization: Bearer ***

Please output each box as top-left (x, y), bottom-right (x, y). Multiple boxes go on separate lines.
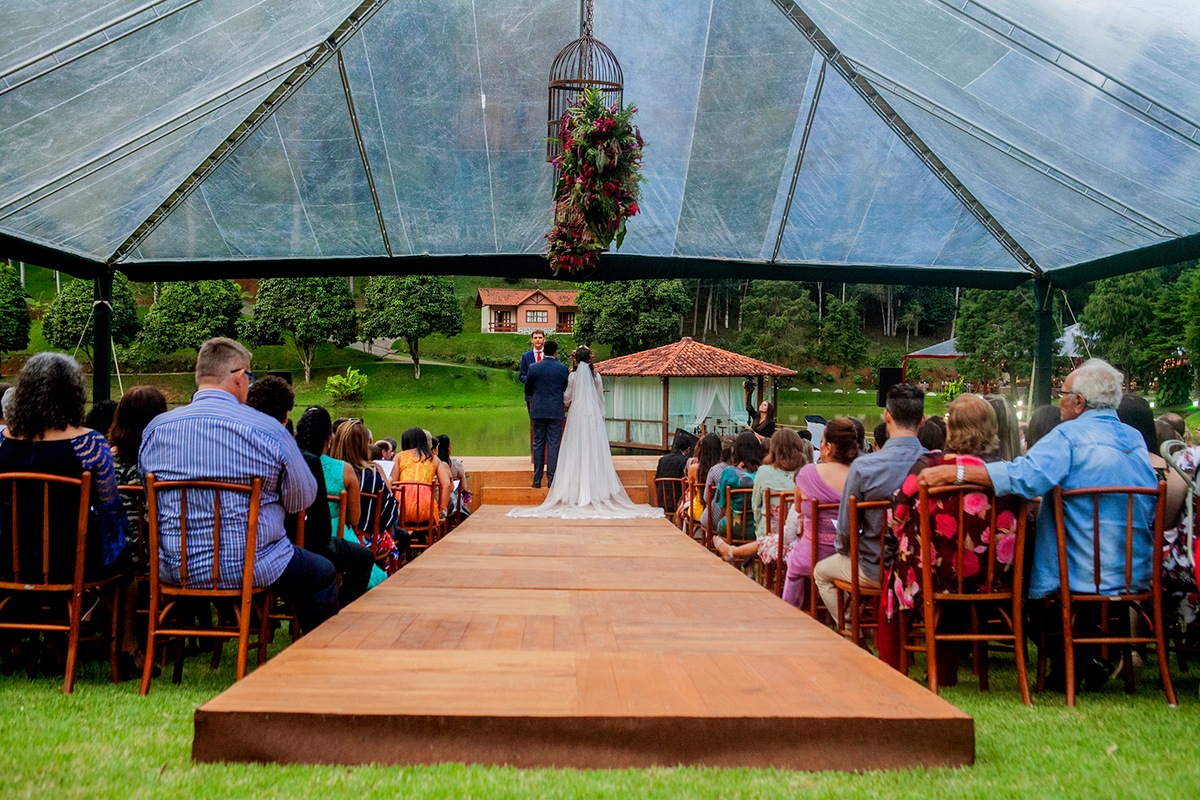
top-left (509, 362), bottom-right (664, 519)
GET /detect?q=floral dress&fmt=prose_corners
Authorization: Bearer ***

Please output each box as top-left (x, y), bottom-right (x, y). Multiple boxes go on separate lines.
top-left (1162, 449), bottom-right (1200, 633)
top-left (883, 452), bottom-right (1021, 621)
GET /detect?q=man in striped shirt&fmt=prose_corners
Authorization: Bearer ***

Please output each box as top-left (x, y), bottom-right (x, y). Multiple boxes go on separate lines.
top-left (139, 337), bottom-right (338, 632)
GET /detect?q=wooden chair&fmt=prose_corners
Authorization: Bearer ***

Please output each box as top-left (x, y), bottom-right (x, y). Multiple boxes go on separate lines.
top-left (141, 475), bottom-right (270, 694)
top-left (761, 489), bottom-right (796, 596)
top-left (696, 480), bottom-right (717, 548)
top-left (805, 499), bottom-right (840, 618)
top-left (832, 497), bottom-right (891, 649)
top-left (719, 486), bottom-right (756, 569)
top-left (117, 484), bottom-right (148, 570)
top-left (1041, 482), bottom-right (1175, 707)
top-left (0, 471), bottom-right (121, 693)
top-left (898, 484), bottom-right (1032, 704)
top-left (356, 489), bottom-right (397, 574)
top-left (653, 477), bottom-right (685, 526)
top-left (394, 480), bottom-right (443, 556)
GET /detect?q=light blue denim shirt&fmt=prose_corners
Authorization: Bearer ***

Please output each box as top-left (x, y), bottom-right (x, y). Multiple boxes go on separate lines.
top-left (986, 408), bottom-right (1157, 599)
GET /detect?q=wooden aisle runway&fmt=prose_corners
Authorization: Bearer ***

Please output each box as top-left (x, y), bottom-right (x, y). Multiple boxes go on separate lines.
top-left (192, 506), bottom-right (973, 770)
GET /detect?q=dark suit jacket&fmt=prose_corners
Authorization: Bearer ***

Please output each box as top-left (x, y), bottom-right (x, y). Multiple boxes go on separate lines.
top-left (525, 357), bottom-right (569, 419)
top-left (519, 349), bottom-right (544, 384)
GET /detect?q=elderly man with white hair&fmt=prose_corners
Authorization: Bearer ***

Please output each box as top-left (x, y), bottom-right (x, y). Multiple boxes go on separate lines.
top-left (923, 358), bottom-right (1157, 689)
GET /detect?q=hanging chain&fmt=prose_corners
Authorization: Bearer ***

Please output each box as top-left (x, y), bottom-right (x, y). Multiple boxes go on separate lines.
top-left (583, 0), bottom-right (594, 37)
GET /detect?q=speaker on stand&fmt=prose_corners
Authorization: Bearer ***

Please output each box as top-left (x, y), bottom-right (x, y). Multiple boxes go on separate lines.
top-left (876, 367), bottom-right (904, 408)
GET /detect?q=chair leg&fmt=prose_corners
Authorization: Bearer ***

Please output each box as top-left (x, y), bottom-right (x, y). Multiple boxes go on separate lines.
top-left (1013, 598), bottom-right (1032, 706)
top-left (924, 601), bottom-right (938, 696)
top-left (235, 596), bottom-right (252, 681)
top-left (173, 641), bottom-right (185, 684)
top-left (1062, 599), bottom-right (1077, 707)
top-left (108, 588), bottom-right (121, 685)
top-left (1153, 597), bottom-right (1178, 707)
top-left (63, 589), bottom-right (83, 694)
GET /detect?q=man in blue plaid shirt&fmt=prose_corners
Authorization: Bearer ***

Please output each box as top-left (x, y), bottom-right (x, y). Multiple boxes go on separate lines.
top-left (140, 337), bottom-right (337, 631)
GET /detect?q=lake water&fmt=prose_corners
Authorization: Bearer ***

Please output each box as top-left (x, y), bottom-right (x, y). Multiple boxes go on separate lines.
top-left (324, 394), bottom-right (916, 456)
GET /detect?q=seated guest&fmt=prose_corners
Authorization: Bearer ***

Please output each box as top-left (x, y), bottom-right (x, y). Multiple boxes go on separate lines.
top-left (813, 384), bottom-right (926, 618)
top-left (1158, 411), bottom-right (1188, 444)
top-left (108, 386), bottom-right (169, 562)
top-left (872, 422), bottom-right (889, 452)
top-left (687, 434), bottom-right (722, 535)
top-left (714, 429), bottom-right (809, 564)
top-left (331, 418), bottom-right (408, 569)
top-left (0, 353), bottom-right (128, 581)
top-left (984, 394), bottom-right (1020, 460)
top-left (435, 434), bottom-right (471, 521)
top-left (0, 382), bottom-right (12, 432)
top-left (288, 404), bottom-right (380, 601)
top-left (373, 438), bottom-right (395, 476)
top-left (879, 394), bottom-right (1024, 680)
top-left (84, 399), bottom-right (118, 438)
top-left (393, 426), bottom-right (452, 525)
top-left (922, 359), bottom-right (1157, 689)
top-left (139, 338), bottom-right (336, 632)
top-left (698, 435), bottom-right (734, 534)
top-left (710, 431), bottom-right (764, 546)
top-left (917, 416), bottom-right (946, 451)
top-left (1119, 395), bottom-right (1186, 527)
top-left (782, 418), bottom-right (860, 609)
top-left (655, 429), bottom-right (697, 512)
top-left (1025, 404), bottom-right (1060, 450)
top-left (849, 417), bottom-right (867, 454)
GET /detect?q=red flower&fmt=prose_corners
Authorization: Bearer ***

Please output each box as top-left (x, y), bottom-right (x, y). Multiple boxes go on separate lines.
top-left (626, 201), bottom-right (639, 216)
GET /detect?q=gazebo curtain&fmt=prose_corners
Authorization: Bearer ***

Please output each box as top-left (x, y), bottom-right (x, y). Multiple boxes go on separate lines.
top-left (668, 378), bottom-right (745, 432)
top-left (603, 376), bottom-right (663, 446)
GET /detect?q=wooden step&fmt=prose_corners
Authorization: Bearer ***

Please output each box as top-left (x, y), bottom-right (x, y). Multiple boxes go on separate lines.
top-left (485, 485), bottom-right (651, 506)
top-left (477, 468), bottom-right (652, 488)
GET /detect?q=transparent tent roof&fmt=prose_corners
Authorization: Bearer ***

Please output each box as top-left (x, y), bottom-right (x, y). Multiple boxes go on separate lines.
top-left (2, 0), bottom-right (1198, 289)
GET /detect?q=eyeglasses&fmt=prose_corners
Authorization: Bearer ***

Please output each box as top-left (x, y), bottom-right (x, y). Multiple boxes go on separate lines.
top-left (1056, 390), bottom-right (1078, 399)
top-left (230, 367), bottom-right (257, 386)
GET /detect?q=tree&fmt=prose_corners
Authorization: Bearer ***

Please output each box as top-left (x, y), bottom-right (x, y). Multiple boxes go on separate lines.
top-left (1078, 270), bottom-right (1161, 386)
top-left (816, 294), bottom-right (870, 369)
top-left (139, 279), bottom-right (244, 353)
top-left (575, 279), bottom-right (691, 356)
top-left (953, 286), bottom-right (1037, 383)
top-left (42, 273), bottom-right (139, 359)
top-left (736, 281), bottom-right (817, 368)
top-left (0, 265), bottom-right (31, 370)
top-left (360, 276), bottom-right (463, 379)
top-left (242, 277), bottom-right (358, 383)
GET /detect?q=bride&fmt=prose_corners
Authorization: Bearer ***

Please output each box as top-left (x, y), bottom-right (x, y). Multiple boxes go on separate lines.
top-left (509, 346), bottom-right (663, 520)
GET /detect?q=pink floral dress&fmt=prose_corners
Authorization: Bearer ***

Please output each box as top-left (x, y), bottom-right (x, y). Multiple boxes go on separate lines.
top-left (883, 452), bottom-right (1021, 621)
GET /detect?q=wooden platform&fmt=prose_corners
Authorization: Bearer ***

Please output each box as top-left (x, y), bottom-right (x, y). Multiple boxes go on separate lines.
top-left (192, 506), bottom-right (973, 770)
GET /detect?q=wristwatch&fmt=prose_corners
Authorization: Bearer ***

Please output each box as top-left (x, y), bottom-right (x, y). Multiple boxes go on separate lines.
top-left (954, 463), bottom-right (965, 485)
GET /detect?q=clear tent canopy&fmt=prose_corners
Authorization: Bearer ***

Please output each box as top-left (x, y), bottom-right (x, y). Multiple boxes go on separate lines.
top-left (2, 0), bottom-right (1200, 400)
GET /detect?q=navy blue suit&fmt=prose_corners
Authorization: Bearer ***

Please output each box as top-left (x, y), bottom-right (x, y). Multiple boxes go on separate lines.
top-left (519, 349), bottom-right (544, 386)
top-left (524, 356), bottom-right (569, 486)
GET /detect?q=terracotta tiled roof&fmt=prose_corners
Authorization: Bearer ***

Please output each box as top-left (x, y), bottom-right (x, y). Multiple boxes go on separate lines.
top-left (594, 338), bottom-right (798, 378)
top-left (476, 288), bottom-right (578, 308)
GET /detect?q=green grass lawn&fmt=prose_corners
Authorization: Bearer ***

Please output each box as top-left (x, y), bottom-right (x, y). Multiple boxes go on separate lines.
top-left (2, 644), bottom-right (1198, 798)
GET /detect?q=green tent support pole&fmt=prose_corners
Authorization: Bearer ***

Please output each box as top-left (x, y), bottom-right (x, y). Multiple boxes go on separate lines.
top-left (92, 271), bottom-right (112, 404)
top-left (1031, 278), bottom-right (1054, 408)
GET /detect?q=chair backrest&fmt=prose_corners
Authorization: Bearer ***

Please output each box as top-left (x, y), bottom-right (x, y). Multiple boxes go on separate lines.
top-left (394, 480), bottom-right (438, 538)
top-left (846, 496), bottom-right (891, 585)
top-left (723, 485), bottom-right (756, 546)
top-left (357, 489), bottom-right (383, 537)
top-left (327, 490), bottom-right (347, 540)
top-left (0, 471), bottom-right (91, 587)
top-left (654, 477), bottom-right (685, 511)
top-left (765, 488), bottom-right (796, 596)
top-left (1051, 482), bottom-right (1166, 597)
top-left (807, 498), bottom-right (841, 615)
top-left (118, 483), bottom-right (147, 568)
top-left (917, 483), bottom-right (1030, 595)
top-left (145, 474), bottom-right (263, 591)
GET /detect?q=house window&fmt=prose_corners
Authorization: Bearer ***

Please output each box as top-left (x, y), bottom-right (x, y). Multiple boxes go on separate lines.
top-left (526, 310), bottom-right (548, 323)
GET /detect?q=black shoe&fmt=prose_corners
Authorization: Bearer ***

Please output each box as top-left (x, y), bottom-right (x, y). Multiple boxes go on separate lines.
top-left (1082, 657), bottom-right (1116, 692)
top-left (532, 481), bottom-right (541, 489)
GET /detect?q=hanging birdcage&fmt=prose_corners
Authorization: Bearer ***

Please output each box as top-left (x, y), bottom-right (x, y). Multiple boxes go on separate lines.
top-left (546, 2), bottom-right (623, 162)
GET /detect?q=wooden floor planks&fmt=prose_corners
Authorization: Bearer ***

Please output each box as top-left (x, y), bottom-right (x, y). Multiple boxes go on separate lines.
top-left (193, 505), bottom-right (973, 770)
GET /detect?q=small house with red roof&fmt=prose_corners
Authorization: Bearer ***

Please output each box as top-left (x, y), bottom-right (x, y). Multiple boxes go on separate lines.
top-left (593, 337), bottom-right (797, 450)
top-left (475, 288), bottom-right (578, 334)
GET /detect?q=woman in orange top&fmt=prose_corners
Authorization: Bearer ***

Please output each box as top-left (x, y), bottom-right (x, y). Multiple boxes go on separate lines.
top-left (391, 427), bottom-right (452, 525)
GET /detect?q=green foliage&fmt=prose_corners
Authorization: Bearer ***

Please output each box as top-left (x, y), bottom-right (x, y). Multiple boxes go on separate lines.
top-left (139, 279), bottom-right (244, 353)
top-left (475, 354), bottom-right (518, 370)
top-left (954, 287), bottom-right (1037, 383)
top-left (361, 275), bottom-right (463, 380)
top-left (941, 377), bottom-right (967, 402)
top-left (1157, 364), bottom-right (1193, 407)
top-left (801, 366), bottom-right (820, 384)
top-left (1079, 270), bottom-right (1161, 386)
top-left (41, 273), bottom-right (139, 359)
top-left (575, 279), bottom-right (690, 356)
top-left (870, 344), bottom-right (905, 370)
top-left (817, 294), bottom-right (870, 369)
top-left (325, 366), bottom-right (368, 402)
top-left (0, 265), bottom-right (31, 361)
top-left (736, 281), bottom-right (817, 368)
top-left (242, 277), bottom-right (358, 383)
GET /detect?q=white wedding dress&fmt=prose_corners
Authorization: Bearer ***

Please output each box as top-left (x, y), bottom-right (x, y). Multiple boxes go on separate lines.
top-left (508, 363), bottom-right (664, 520)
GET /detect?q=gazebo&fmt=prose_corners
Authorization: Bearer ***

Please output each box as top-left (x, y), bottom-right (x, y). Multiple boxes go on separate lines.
top-left (594, 337), bottom-right (797, 451)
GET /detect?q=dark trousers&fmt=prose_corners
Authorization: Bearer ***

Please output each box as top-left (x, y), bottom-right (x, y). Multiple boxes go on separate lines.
top-left (325, 537), bottom-right (375, 608)
top-left (270, 545), bottom-right (338, 633)
top-left (531, 417), bottom-right (564, 485)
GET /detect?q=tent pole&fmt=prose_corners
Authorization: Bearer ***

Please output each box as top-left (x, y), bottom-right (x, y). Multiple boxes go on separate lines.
top-left (92, 271), bottom-right (112, 404)
top-left (1031, 278), bottom-right (1054, 407)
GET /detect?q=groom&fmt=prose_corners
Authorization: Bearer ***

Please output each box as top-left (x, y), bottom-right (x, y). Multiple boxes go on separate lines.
top-left (524, 339), bottom-right (569, 488)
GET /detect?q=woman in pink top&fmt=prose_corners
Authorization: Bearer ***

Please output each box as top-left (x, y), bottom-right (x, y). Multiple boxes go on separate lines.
top-left (781, 418), bottom-right (860, 609)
